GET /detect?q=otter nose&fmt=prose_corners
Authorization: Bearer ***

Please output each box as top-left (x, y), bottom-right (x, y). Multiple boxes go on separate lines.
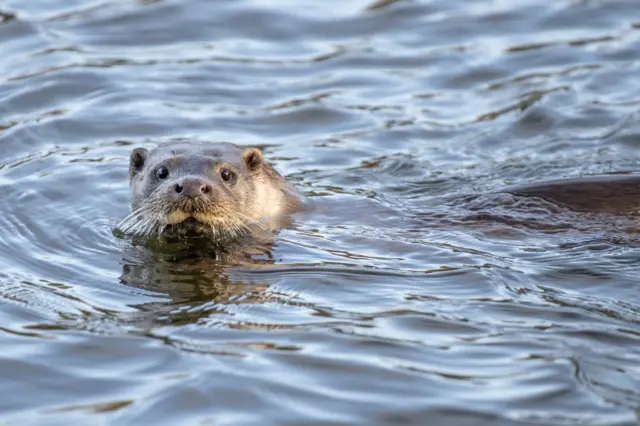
top-left (173, 177), bottom-right (211, 198)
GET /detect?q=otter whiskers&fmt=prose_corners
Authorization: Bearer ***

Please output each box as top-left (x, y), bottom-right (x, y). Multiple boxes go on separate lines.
top-left (117, 205), bottom-right (274, 242)
top-left (236, 212), bottom-right (269, 232)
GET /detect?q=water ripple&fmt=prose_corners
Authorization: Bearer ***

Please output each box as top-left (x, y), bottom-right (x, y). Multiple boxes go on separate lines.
top-left (1, 0), bottom-right (640, 424)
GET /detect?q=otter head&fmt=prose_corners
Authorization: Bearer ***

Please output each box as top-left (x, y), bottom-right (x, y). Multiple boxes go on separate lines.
top-left (119, 142), bottom-right (290, 241)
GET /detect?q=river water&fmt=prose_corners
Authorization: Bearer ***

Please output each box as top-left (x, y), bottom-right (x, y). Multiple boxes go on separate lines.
top-left (1, 0), bottom-right (640, 424)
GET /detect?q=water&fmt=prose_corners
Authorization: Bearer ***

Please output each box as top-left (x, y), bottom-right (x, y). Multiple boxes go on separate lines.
top-left (1, 0), bottom-right (640, 424)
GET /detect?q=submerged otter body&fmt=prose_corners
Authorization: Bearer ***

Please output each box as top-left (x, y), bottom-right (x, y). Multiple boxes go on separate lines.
top-left (119, 141), bottom-right (303, 242)
top-left (502, 173), bottom-right (640, 215)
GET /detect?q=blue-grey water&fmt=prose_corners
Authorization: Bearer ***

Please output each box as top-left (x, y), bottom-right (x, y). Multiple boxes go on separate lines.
top-left (1, 0), bottom-right (640, 424)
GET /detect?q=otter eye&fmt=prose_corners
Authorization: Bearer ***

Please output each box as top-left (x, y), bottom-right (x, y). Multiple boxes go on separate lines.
top-left (156, 166), bottom-right (169, 180)
top-left (220, 168), bottom-right (232, 182)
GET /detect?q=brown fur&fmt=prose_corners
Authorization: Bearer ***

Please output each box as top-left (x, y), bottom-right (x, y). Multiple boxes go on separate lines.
top-left (121, 142), bottom-right (303, 241)
top-left (503, 173), bottom-right (640, 215)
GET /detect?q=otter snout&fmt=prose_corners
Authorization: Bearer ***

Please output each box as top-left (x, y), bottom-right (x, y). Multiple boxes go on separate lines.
top-left (172, 177), bottom-right (213, 199)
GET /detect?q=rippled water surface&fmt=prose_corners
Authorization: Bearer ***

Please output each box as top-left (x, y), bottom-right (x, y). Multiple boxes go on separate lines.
top-left (2, 0), bottom-right (640, 424)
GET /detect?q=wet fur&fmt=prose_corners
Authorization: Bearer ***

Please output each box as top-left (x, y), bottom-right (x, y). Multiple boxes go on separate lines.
top-left (502, 173), bottom-right (640, 215)
top-left (118, 142), bottom-right (302, 242)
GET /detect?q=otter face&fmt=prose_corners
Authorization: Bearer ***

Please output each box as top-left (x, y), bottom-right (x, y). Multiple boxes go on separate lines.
top-left (119, 142), bottom-right (285, 240)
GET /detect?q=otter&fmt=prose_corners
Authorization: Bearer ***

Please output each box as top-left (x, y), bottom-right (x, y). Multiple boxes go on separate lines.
top-left (118, 139), bottom-right (639, 243)
top-left (117, 141), bottom-right (303, 243)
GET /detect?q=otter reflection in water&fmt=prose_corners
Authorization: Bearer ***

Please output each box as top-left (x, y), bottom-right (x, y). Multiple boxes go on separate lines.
top-left (117, 241), bottom-right (294, 329)
top-left (117, 141), bottom-right (304, 249)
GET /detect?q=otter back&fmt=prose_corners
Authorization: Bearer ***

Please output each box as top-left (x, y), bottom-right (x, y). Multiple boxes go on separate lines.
top-left (503, 174), bottom-right (640, 215)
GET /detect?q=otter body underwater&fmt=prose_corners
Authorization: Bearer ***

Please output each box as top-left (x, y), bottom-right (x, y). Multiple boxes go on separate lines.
top-left (501, 173), bottom-right (640, 215)
top-left (117, 141), bottom-right (304, 243)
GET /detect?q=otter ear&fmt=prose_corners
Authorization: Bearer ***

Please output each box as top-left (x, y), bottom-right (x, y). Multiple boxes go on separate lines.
top-left (129, 147), bottom-right (148, 178)
top-left (242, 147), bottom-right (263, 171)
